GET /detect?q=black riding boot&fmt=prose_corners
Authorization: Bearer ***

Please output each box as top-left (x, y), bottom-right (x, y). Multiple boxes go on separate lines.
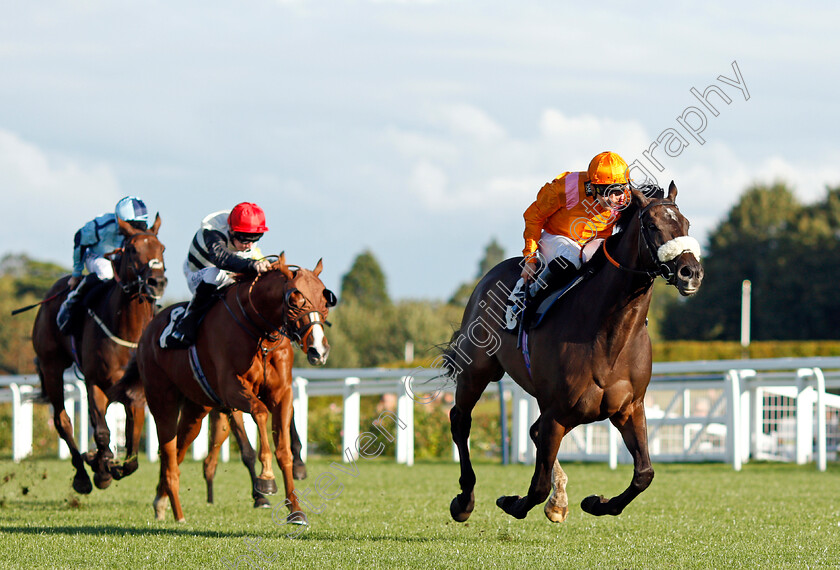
top-left (167, 282), bottom-right (218, 348)
top-left (529, 257), bottom-right (577, 299)
top-left (57, 274), bottom-right (102, 334)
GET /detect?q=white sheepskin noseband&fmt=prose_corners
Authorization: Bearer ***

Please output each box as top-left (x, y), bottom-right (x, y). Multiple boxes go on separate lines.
top-left (657, 236), bottom-right (702, 263)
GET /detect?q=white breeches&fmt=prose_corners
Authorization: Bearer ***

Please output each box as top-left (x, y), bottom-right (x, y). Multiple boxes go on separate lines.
top-left (537, 231), bottom-right (604, 270)
top-left (84, 253), bottom-right (114, 280)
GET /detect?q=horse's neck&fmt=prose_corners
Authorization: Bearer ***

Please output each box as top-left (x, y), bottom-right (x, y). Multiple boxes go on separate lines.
top-left (588, 218), bottom-right (655, 349)
top-left (102, 281), bottom-right (153, 338)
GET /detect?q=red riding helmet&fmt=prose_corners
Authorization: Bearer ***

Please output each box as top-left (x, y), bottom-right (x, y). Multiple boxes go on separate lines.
top-left (228, 202), bottom-right (269, 233)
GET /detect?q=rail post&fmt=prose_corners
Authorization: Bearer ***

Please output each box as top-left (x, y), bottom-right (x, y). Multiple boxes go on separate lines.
top-left (342, 377), bottom-right (360, 461)
top-left (10, 383), bottom-right (33, 462)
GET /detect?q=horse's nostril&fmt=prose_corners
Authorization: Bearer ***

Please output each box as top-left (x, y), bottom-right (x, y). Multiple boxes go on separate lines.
top-left (679, 266), bottom-right (693, 278)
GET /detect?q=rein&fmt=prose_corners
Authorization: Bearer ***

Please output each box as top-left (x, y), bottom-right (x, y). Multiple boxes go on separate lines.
top-left (603, 200), bottom-right (680, 282)
top-left (86, 308), bottom-right (139, 348)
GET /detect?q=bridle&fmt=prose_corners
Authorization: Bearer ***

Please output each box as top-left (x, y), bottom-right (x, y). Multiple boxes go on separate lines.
top-left (223, 267), bottom-right (333, 350)
top-left (104, 232), bottom-right (166, 301)
top-left (602, 199), bottom-right (686, 285)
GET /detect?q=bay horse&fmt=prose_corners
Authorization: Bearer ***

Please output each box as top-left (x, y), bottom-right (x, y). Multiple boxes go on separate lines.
top-left (446, 182), bottom-right (703, 522)
top-left (115, 254), bottom-right (331, 523)
top-left (31, 215), bottom-right (166, 494)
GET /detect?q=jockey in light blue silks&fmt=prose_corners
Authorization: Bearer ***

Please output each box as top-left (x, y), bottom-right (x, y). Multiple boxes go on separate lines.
top-left (56, 196), bottom-right (150, 334)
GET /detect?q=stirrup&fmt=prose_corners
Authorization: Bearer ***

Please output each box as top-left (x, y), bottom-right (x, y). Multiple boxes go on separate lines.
top-left (163, 329), bottom-right (192, 350)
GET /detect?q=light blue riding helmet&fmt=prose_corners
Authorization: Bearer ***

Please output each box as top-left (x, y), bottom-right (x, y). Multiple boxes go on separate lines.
top-left (115, 196), bottom-right (149, 229)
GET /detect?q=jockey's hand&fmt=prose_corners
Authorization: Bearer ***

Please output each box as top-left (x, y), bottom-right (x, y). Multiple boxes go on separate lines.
top-left (253, 259), bottom-right (272, 274)
top-left (520, 261), bottom-right (537, 282)
top-left (68, 276), bottom-right (81, 289)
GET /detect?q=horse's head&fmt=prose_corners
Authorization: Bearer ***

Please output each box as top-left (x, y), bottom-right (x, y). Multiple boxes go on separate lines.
top-left (115, 214), bottom-right (168, 300)
top-left (630, 181), bottom-right (704, 296)
top-left (272, 253), bottom-right (335, 366)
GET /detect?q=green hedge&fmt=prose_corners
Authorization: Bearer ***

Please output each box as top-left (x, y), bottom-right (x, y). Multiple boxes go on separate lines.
top-left (653, 340), bottom-right (840, 362)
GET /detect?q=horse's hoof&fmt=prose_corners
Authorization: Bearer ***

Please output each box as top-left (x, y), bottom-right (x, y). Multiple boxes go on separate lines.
top-left (580, 494), bottom-right (611, 516)
top-left (293, 463), bottom-right (307, 480)
top-left (83, 450), bottom-right (97, 465)
top-left (496, 495), bottom-right (528, 520)
top-left (153, 496), bottom-right (168, 521)
top-left (287, 511), bottom-right (308, 526)
top-left (449, 493), bottom-right (474, 522)
top-left (254, 496), bottom-right (271, 509)
top-left (93, 472), bottom-right (113, 490)
top-left (544, 503), bottom-right (569, 523)
top-left (254, 478), bottom-right (278, 496)
top-left (72, 474), bottom-right (93, 495)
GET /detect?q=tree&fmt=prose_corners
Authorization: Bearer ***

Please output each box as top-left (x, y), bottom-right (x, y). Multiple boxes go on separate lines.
top-left (0, 254), bottom-right (69, 374)
top-left (449, 238), bottom-right (506, 307)
top-left (661, 181), bottom-right (840, 340)
top-left (476, 238), bottom-right (505, 279)
top-left (340, 250), bottom-right (390, 309)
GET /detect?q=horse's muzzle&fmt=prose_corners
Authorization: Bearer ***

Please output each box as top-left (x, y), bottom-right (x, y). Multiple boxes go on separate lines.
top-left (145, 275), bottom-right (168, 299)
top-left (307, 345), bottom-right (329, 366)
top-left (674, 253), bottom-right (703, 296)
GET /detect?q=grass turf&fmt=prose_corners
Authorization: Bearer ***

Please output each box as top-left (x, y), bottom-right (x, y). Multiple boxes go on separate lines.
top-left (0, 456), bottom-right (838, 568)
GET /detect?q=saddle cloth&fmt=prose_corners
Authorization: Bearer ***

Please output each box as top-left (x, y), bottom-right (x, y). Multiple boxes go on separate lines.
top-left (159, 306), bottom-right (186, 349)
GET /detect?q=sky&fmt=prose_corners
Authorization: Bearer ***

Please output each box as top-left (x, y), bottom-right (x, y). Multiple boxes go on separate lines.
top-left (2, 0), bottom-right (839, 302)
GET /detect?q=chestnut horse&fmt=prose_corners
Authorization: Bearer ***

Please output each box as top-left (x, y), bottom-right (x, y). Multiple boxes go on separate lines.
top-left (31, 215), bottom-right (166, 494)
top-left (446, 183), bottom-right (703, 522)
top-left (115, 255), bottom-right (331, 523)
top-left (202, 408), bottom-right (307, 509)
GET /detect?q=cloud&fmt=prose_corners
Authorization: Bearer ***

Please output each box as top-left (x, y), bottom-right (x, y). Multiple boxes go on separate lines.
top-left (0, 129), bottom-right (121, 264)
top-left (387, 105), bottom-right (655, 214)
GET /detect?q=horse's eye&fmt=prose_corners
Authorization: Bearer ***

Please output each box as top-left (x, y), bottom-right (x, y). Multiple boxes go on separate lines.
top-left (647, 223), bottom-right (658, 231)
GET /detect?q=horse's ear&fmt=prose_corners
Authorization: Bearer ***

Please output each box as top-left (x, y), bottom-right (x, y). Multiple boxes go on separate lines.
top-left (276, 251), bottom-right (294, 281)
top-left (313, 258), bottom-right (323, 277)
top-left (117, 216), bottom-right (139, 237)
top-left (630, 188), bottom-right (651, 208)
top-left (150, 213), bottom-right (162, 235)
top-left (667, 180), bottom-right (678, 202)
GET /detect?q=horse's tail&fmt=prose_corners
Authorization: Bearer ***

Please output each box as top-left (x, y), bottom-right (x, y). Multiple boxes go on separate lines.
top-left (438, 328), bottom-right (464, 385)
top-left (108, 358), bottom-right (146, 407)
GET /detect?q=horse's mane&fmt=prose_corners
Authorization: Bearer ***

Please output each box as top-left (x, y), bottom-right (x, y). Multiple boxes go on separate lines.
top-left (586, 184), bottom-right (665, 272)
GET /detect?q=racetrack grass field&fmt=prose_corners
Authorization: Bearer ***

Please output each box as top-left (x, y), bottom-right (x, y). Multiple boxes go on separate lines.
top-left (0, 457), bottom-right (837, 569)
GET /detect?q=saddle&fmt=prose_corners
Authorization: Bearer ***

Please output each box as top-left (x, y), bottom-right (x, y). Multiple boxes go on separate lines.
top-left (519, 265), bottom-right (593, 333)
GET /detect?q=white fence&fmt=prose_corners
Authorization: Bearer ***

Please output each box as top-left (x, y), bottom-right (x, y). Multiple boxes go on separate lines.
top-left (2, 357), bottom-right (840, 470)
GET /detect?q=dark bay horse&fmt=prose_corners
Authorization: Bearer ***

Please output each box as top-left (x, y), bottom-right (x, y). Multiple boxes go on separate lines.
top-left (31, 215), bottom-right (166, 493)
top-left (446, 183), bottom-right (703, 522)
top-left (115, 255), bottom-right (331, 523)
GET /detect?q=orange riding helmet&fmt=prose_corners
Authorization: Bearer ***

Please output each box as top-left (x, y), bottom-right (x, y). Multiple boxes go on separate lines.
top-left (588, 151), bottom-right (629, 186)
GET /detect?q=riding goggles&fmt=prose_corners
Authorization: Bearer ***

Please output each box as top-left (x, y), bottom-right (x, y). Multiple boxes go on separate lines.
top-left (232, 232), bottom-right (263, 244)
top-left (595, 183), bottom-right (630, 197)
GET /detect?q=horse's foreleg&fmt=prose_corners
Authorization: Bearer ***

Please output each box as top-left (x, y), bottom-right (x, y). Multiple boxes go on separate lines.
top-left (227, 410), bottom-right (271, 508)
top-left (581, 402), bottom-right (653, 517)
top-left (289, 410), bottom-right (306, 480)
top-left (248, 400), bottom-right (278, 497)
top-left (497, 414), bottom-right (566, 520)
top-left (272, 393), bottom-right (306, 525)
top-left (87, 385), bottom-right (114, 490)
top-left (110, 398), bottom-right (145, 480)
